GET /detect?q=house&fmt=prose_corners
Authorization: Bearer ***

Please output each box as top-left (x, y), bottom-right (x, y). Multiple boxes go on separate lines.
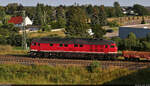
top-left (8, 16), bottom-right (33, 27)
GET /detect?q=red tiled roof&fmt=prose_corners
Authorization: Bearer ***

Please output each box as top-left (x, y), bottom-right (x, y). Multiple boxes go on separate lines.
top-left (8, 16), bottom-right (23, 24)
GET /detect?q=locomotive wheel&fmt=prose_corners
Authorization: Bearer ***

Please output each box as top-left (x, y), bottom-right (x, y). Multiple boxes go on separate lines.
top-left (134, 58), bottom-right (140, 62)
top-left (125, 57), bottom-right (129, 61)
top-left (36, 53), bottom-right (43, 58)
top-left (44, 53), bottom-right (49, 58)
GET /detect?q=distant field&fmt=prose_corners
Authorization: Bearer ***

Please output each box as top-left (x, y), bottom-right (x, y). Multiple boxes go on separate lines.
top-left (28, 30), bottom-right (66, 38)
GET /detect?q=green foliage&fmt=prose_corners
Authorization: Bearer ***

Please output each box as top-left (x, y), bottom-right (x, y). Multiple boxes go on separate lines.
top-left (105, 68), bottom-right (150, 84)
top-left (105, 7), bottom-right (116, 17)
top-left (41, 25), bottom-right (51, 31)
top-left (0, 64), bottom-right (134, 84)
top-left (112, 32), bottom-right (150, 51)
top-left (56, 6), bottom-right (66, 28)
top-left (114, 2), bottom-right (123, 17)
top-left (107, 21), bottom-right (120, 27)
top-left (142, 41), bottom-right (150, 51)
top-left (86, 61), bottom-right (101, 73)
top-left (91, 24), bottom-right (106, 38)
top-left (90, 5), bottom-right (107, 26)
top-left (133, 4), bottom-right (150, 16)
top-left (91, 7), bottom-right (99, 25)
top-left (146, 33), bottom-right (150, 42)
top-left (7, 34), bottom-right (22, 46)
top-left (98, 5), bottom-right (107, 26)
top-left (111, 37), bottom-right (122, 48)
top-left (65, 6), bottom-right (90, 38)
top-left (0, 23), bottom-right (21, 46)
top-left (141, 17), bottom-right (146, 24)
top-left (34, 3), bottom-right (43, 25)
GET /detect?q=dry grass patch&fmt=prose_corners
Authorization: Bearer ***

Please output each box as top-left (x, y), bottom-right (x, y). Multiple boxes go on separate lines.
top-left (28, 30), bottom-right (66, 38)
top-left (0, 45), bottom-right (28, 55)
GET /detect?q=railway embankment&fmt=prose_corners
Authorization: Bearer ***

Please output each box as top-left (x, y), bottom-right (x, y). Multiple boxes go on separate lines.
top-left (0, 64), bottom-right (149, 85)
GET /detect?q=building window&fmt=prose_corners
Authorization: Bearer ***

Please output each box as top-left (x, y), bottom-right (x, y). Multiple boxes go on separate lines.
top-left (50, 44), bottom-right (53, 46)
top-left (74, 44), bottom-right (78, 47)
top-left (64, 44), bottom-right (68, 47)
top-left (60, 44), bottom-right (63, 47)
top-left (80, 45), bottom-right (83, 47)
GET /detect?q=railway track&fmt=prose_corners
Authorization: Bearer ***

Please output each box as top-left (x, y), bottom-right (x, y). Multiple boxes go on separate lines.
top-left (0, 55), bottom-right (149, 70)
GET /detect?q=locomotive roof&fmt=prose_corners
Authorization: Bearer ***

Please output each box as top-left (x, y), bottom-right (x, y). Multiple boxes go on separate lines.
top-left (32, 38), bottom-right (115, 45)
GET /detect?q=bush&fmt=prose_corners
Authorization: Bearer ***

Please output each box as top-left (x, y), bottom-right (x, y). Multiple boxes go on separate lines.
top-left (41, 25), bottom-right (51, 31)
top-left (86, 61), bottom-right (101, 72)
top-left (107, 21), bottom-right (120, 27)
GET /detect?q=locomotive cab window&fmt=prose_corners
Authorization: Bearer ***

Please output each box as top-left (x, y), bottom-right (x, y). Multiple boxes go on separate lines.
top-left (105, 45), bottom-right (108, 48)
top-left (59, 44), bottom-right (63, 47)
top-left (110, 45), bottom-right (115, 48)
top-left (64, 44), bottom-right (68, 47)
top-left (38, 43), bottom-right (40, 46)
top-left (74, 44), bottom-right (78, 47)
top-left (80, 44), bottom-right (83, 47)
top-left (50, 44), bottom-right (53, 46)
top-left (32, 42), bottom-right (36, 46)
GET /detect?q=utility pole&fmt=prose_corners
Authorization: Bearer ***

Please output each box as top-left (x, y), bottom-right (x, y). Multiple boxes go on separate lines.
top-left (14, 10), bottom-right (27, 50)
top-left (22, 10), bottom-right (27, 50)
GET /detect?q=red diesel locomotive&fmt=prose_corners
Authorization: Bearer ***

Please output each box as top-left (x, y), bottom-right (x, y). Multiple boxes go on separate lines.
top-left (29, 38), bottom-right (118, 59)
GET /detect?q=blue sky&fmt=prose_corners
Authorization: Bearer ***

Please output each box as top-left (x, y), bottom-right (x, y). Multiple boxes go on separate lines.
top-left (0, 0), bottom-right (150, 6)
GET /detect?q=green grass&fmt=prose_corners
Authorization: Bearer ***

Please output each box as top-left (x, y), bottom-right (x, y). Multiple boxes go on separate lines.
top-left (111, 27), bottom-right (119, 32)
top-left (105, 68), bottom-right (150, 85)
top-left (0, 45), bottom-right (28, 55)
top-left (0, 64), bottom-right (134, 85)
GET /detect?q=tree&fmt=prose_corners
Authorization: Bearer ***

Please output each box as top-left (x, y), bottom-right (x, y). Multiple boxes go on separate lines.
top-left (105, 7), bottom-right (116, 17)
top-left (65, 6), bottom-right (90, 38)
top-left (6, 3), bottom-right (18, 15)
top-left (86, 5), bottom-right (94, 18)
top-left (133, 4), bottom-right (150, 16)
top-left (33, 3), bottom-right (43, 25)
top-left (111, 37), bottom-right (122, 50)
top-left (56, 6), bottom-right (66, 28)
top-left (141, 16), bottom-right (146, 24)
top-left (90, 6), bottom-right (106, 38)
top-left (98, 5), bottom-right (107, 26)
top-left (91, 7), bottom-right (99, 25)
top-left (92, 24), bottom-right (106, 38)
top-left (114, 2), bottom-right (123, 17)
top-left (146, 33), bottom-right (150, 42)
top-left (0, 7), bottom-right (6, 24)
top-left (124, 32), bottom-right (137, 50)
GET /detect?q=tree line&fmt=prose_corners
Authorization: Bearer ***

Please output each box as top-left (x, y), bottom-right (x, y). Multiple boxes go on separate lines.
top-left (112, 32), bottom-right (150, 51)
top-left (0, 2), bottom-right (149, 48)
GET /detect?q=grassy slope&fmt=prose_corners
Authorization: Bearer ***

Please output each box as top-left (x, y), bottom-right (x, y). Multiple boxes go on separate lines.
top-left (105, 68), bottom-right (150, 85)
top-left (0, 64), bottom-right (135, 85)
top-left (0, 45), bottom-right (28, 55)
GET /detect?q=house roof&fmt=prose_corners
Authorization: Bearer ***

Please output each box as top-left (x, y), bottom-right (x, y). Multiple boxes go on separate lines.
top-left (32, 38), bottom-right (115, 45)
top-left (8, 16), bottom-right (23, 24)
